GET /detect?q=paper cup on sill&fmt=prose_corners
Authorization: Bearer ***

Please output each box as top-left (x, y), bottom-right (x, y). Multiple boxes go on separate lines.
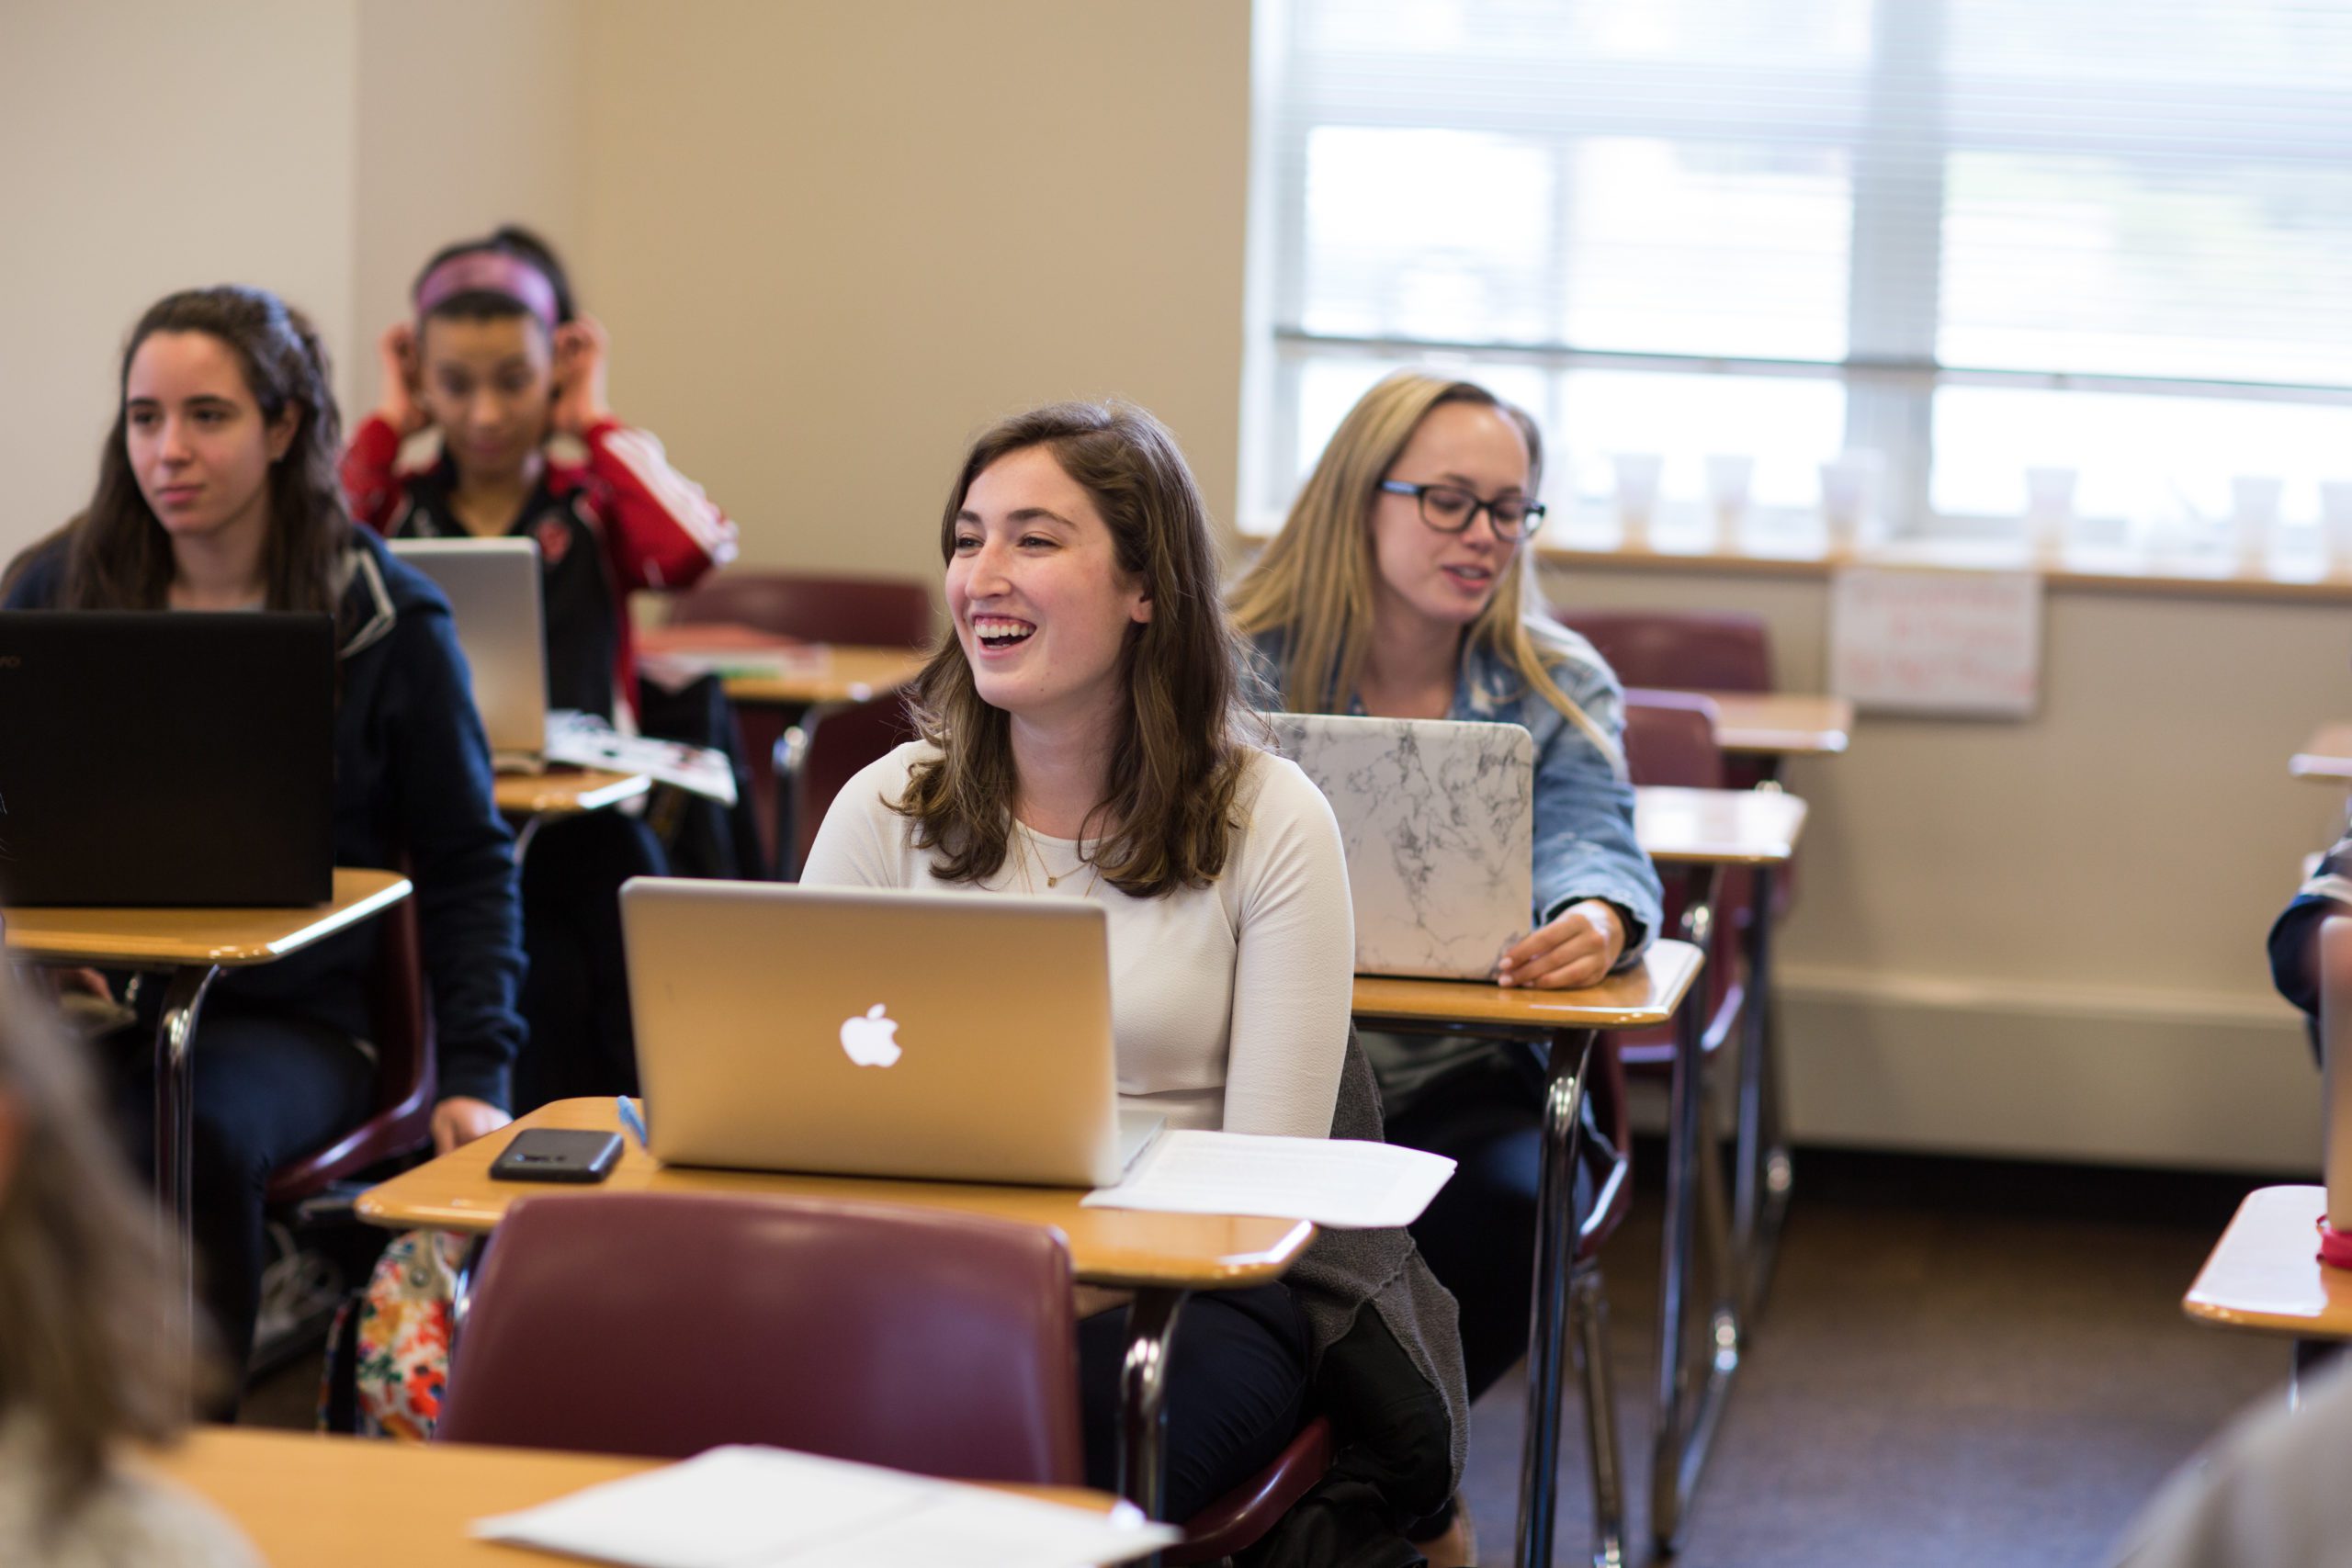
top-left (1611, 453), bottom-right (1664, 549)
top-left (1818, 451), bottom-right (1883, 552)
top-left (2321, 480), bottom-right (2352, 577)
top-left (2024, 466), bottom-right (2077, 558)
top-left (2230, 474), bottom-right (2283, 574)
top-left (1703, 454), bottom-right (1754, 551)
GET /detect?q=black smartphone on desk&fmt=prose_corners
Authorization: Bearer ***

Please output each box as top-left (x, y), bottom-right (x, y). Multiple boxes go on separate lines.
top-left (489, 1128), bottom-right (624, 1183)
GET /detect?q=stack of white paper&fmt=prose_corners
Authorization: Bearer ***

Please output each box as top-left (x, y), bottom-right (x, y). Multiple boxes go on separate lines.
top-left (1080, 1130), bottom-right (1455, 1229)
top-left (544, 711), bottom-right (739, 805)
top-left (472, 1446), bottom-right (1177, 1567)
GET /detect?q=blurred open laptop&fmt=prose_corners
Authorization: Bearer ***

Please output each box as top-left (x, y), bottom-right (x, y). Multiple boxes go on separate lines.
top-left (386, 537), bottom-right (547, 767)
top-left (1265, 712), bottom-right (1535, 980)
top-left (0, 611), bottom-right (334, 907)
top-left (620, 878), bottom-right (1161, 1186)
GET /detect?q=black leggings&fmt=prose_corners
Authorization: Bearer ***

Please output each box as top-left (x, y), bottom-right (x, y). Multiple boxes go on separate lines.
top-left (512, 809), bottom-right (665, 1110)
top-left (1078, 1281), bottom-right (1310, 1523)
top-left (109, 1006), bottom-right (376, 1406)
top-left (1382, 1050), bottom-right (1600, 1404)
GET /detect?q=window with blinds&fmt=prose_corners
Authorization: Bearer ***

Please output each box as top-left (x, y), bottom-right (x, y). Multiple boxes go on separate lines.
top-left (1239, 0), bottom-right (2352, 547)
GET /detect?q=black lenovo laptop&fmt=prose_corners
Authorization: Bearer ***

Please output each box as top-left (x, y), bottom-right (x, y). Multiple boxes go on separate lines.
top-left (0, 611), bottom-right (335, 907)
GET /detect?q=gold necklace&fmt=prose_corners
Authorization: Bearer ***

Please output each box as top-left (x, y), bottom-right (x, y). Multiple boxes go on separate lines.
top-left (1021, 829), bottom-right (1102, 895)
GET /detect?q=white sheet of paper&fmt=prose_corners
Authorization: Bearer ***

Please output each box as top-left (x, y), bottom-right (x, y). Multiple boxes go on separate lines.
top-left (1080, 1130), bottom-right (1455, 1228)
top-left (469, 1446), bottom-right (1177, 1568)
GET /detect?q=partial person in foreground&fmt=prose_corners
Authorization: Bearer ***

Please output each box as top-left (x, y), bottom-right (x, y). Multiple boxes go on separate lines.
top-left (1231, 368), bottom-right (1665, 1557)
top-left (0, 967), bottom-right (258, 1566)
top-left (5, 286), bottom-right (525, 1404)
top-left (2269, 819), bottom-right (2352, 1054)
top-left (800, 400), bottom-right (1467, 1562)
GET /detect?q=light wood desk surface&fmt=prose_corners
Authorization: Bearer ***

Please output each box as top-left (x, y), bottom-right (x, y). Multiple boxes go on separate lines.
top-left (722, 645), bottom-right (930, 707)
top-left (148, 1427), bottom-right (1119, 1568)
top-left (1351, 938), bottom-right (1702, 1034)
top-left (2291, 724), bottom-right (2352, 783)
top-left (359, 1099), bottom-right (1313, 1292)
top-left (492, 767), bottom-right (653, 817)
top-left (1636, 785), bottom-right (1808, 866)
top-left (1696, 692), bottom-right (1853, 758)
top-left (2183, 1185), bottom-right (2352, 1338)
top-left (0, 869), bottom-right (412, 969)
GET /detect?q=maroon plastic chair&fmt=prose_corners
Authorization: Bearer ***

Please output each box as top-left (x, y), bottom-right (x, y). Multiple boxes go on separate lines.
top-left (667, 571), bottom-right (934, 649)
top-left (1617, 692), bottom-right (1749, 1076)
top-left (781, 691), bottom-right (921, 879)
top-left (1554, 608), bottom-right (1771, 695)
top-left (264, 885), bottom-right (435, 1207)
top-left (1165, 1416), bottom-right (1337, 1564)
top-left (436, 1192), bottom-right (1084, 1484)
top-left (669, 572), bottom-right (934, 873)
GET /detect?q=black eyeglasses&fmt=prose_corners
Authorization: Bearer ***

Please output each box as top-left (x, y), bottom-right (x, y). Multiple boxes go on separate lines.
top-left (1378, 479), bottom-right (1546, 540)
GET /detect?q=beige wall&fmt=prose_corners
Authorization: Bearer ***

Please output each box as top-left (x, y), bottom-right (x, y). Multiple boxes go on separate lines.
top-left (576, 0), bottom-right (1252, 602)
top-left (0, 0), bottom-right (359, 567)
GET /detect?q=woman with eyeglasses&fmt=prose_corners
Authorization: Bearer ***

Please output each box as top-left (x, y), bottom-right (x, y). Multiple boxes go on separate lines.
top-left (1230, 369), bottom-right (1660, 1562)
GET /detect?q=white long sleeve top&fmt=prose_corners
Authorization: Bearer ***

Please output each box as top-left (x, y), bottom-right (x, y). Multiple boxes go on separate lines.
top-left (800, 741), bottom-right (1355, 1138)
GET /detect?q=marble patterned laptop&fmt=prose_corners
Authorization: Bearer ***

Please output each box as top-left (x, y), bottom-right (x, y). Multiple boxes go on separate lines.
top-left (1265, 713), bottom-right (1535, 980)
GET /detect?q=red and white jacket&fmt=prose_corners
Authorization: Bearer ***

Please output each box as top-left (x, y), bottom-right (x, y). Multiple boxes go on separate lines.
top-left (343, 412), bottom-right (737, 724)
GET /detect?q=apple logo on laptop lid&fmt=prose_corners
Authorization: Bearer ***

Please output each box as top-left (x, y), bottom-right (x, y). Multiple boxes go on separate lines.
top-left (839, 1004), bottom-right (902, 1068)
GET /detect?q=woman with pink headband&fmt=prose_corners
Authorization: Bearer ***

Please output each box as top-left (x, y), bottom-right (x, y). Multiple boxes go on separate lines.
top-left (344, 226), bottom-right (739, 1110)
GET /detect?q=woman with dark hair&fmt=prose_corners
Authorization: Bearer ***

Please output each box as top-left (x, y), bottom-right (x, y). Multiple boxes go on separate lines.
top-left (5, 285), bottom-right (525, 1405)
top-left (345, 225), bottom-right (735, 724)
top-left (801, 400), bottom-right (1364, 1521)
top-left (345, 227), bottom-right (737, 1108)
top-left (0, 969), bottom-right (257, 1564)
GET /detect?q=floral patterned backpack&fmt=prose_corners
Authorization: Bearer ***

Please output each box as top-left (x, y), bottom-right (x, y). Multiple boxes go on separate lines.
top-left (317, 1230), bottom-right (467, 1439)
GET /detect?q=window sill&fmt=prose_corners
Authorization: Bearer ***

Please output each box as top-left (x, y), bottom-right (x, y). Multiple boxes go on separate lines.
top-left (1535, 532), bottom-right (2352, 606)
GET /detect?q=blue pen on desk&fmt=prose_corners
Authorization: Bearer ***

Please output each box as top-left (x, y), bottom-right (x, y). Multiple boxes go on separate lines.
top-left (616, 1096), bottom-right (650, 1149)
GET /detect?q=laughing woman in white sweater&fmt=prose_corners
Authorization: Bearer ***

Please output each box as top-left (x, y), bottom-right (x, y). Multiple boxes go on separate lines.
top-left (801, 400), bottom-right (1351, 1517)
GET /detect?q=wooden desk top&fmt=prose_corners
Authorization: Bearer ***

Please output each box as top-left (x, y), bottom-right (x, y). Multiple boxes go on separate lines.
top-left (1, 870), bottom-right (412, 969)
top-left (2290, 723), bottom-right (2352, 783)
top-left (1351, 938), bottom-right (1702, 1035)
top-left (1636, 785), bottom-right (1808, 866)
top-left (492, 767), bottom-right (653, 816)
top-left (146, 1427), bottom-right (1118, 1568)
top-left (1696, 692), bottom-right (1853, 758)
top-left (2183, 1185), bottom-right (2352, 1338)
top-left (722, 645), bottom-right (930, 708)
top-left (359, 1099), bottom-right (1314, 1292)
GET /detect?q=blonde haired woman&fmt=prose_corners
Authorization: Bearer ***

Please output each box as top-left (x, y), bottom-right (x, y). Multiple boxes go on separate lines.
top-left (0, 971), bottom-right (257, 1565)
top-left (1233, 370), bottom-right (1661, 1545)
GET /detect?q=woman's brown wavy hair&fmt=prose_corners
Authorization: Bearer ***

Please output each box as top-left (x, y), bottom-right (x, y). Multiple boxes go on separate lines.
top-left (894, 401), bottom-right (1254, 897)
top-left (49, 285), bottom-right (352, 615)
top-left (0, 973), bottom-right (204, 1522)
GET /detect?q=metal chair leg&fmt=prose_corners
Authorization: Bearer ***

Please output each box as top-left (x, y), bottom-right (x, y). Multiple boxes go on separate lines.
top-left (1733, 863), bottom-right (1794, 1332)
top-left (1569, 1262), bottom-right (1627, 1568)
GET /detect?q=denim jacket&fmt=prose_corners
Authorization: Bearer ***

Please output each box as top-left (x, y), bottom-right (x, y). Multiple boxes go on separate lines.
top-left (1250, 621), bottom-right (1663, 966)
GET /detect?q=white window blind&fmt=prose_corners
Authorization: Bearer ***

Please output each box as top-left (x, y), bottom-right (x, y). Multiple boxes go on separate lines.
top-left (1241, 0), bottom-right (2352, 546)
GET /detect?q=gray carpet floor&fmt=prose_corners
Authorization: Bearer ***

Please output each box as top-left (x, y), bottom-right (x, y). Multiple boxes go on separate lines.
top-left (240, 1149), bottom-right (2290, 1566)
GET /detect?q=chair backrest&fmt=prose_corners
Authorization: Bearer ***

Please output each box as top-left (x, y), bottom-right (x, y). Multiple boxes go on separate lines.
top-left (668, 571), bottom-right (935, 649)
top-left (264, 882), bottom-right (435, 1205)
top-left (1623, 692), bottom-right (1746, 1023)
top-left (1555, 608), bottom-right (1773, 694)
top-left (786, 693), bottom-right (920, 876)
top-left (435, 1192), bottom-right (1084, 1484)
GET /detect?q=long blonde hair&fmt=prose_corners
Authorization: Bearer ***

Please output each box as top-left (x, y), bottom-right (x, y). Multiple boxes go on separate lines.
top-left (896, 400), bottom-right (1256, 897)
top-left (0, 972), bottom-right (198, 1519)
top-left (1229, 370), bottom-right (1619, 767)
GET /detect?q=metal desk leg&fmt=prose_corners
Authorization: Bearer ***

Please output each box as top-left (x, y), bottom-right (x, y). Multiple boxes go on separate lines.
top-left (1652, 924), bottom-right (1738, 1556)
top-left (450, 1235), bottom-right (490, 1363)
top-left (1515, 1025), bottom-right (1599, 1568)
top-left (1733, 862), bottom-right (1793, 1331)
top-left (1118, 1286), bottom-right (1190, 1565)
top-left (154, 964), bottom-right (219, 1373)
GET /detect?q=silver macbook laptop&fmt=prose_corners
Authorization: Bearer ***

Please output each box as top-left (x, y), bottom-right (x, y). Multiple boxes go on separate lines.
top-left (620, 878), bottom-right (1159, 1187)
top-left (387, 537), bottom-right (547, 761)
top-left (1265, 713), bottom-right (1535, 980)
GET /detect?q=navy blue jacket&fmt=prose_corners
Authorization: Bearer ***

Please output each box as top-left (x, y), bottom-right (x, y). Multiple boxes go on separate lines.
top-left (6, 529), bottom-right (526, 1107)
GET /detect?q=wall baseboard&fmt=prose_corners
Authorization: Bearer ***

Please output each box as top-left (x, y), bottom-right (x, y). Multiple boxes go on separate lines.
top-left (1768, 965), bottom-right (2319, 1174)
